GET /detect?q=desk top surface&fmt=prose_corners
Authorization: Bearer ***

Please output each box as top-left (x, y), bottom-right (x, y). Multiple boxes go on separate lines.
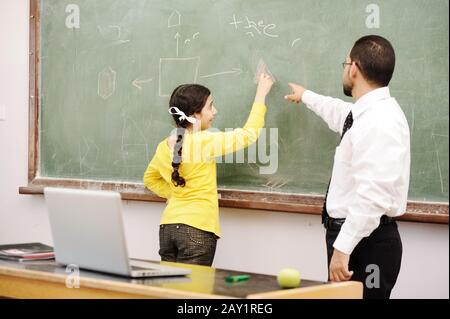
top-left (0, 258), bottom-right (326, 298)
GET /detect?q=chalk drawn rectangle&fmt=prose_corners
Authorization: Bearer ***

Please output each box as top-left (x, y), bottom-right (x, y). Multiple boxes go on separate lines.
top-left (159, 57), bottom-right (200, 97)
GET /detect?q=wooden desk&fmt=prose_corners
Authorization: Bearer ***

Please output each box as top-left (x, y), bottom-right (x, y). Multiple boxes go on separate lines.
top-left (0, 259), bottom-right (362, 299)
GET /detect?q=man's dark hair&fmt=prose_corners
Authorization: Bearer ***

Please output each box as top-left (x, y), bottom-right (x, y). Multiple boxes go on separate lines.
top-left (350, 35), bottom-right (396, 87)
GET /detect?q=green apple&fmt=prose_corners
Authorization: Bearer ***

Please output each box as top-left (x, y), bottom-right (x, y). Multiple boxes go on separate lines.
top-left (277, 268), bottom-right (301, 288)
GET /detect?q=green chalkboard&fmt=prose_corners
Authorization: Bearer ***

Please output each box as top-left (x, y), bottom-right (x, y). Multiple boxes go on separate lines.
top-left (38, 0), bottom-right (449, 202)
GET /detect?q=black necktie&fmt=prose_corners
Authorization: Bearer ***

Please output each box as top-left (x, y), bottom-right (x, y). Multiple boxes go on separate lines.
top-left (321, 111), bottom-right (353, 224)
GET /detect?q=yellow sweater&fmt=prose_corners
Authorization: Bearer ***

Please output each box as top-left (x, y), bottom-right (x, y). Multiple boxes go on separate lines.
top-left (143, 102), bottom-right (267, 237)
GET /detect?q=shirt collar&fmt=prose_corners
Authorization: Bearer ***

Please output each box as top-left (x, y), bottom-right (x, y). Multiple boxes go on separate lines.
top-left (352, 87), bottom-right (391, 119)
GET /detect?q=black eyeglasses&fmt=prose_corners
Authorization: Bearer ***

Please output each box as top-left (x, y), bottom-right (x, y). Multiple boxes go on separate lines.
top-left (341, 62), bottom-right (352, 69)
top-left (342, 61), bottom-right (360, 69)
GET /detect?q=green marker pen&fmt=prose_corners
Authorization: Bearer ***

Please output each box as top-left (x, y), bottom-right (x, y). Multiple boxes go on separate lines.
top-left (225, 274), bottom-right (251, 283)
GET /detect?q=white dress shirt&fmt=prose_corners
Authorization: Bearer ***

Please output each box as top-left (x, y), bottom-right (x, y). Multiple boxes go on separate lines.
top-left (302, 87), bottom-right (411, 255)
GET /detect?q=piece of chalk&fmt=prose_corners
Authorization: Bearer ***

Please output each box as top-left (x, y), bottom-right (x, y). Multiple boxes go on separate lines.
top-left (225, 274), bottom-right (251, 283)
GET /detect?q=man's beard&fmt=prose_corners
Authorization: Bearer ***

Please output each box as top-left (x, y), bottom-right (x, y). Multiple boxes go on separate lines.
top-left (343, 82), bottom-right (353, 97)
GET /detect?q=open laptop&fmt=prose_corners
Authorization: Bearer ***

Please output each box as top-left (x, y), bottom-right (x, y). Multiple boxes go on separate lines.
top-left (44, 187), bottom-right (191, 278)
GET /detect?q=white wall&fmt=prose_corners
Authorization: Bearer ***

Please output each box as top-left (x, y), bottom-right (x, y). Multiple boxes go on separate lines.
top-left (0, 0), bottom-right (448, 299)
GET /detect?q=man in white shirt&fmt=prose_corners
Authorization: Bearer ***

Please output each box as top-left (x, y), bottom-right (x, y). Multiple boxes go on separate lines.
top-left (285, 35), bottom-right (410, 299)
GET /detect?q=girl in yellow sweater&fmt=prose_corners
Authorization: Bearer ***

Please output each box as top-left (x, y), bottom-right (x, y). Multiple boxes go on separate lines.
top-left (143, 74), bottom-right (274, 266)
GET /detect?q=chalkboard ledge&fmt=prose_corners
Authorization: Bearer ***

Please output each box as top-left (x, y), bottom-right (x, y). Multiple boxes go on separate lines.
top-left (19, 178), bottom-right (448, 225)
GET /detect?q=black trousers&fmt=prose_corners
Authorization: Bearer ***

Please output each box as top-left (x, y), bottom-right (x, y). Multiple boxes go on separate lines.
top-left (326, 221), bottom-right (403, 299)
top-left (159, 223), bottom-right (218, 266)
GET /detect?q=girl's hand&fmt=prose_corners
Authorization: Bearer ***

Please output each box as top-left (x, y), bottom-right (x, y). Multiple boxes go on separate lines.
top-left (256, 73), bottom-right (274, 97)
top-left (254, 73), bottom-right (274, 105)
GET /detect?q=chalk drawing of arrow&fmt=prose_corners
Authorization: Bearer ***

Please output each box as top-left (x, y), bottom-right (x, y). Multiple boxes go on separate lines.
top-left (175, 32), bottom-right (181, 57)
top-left (132, 78), bottom-right (153, 89)
top-left (199, 68), bottom-right (243, 78)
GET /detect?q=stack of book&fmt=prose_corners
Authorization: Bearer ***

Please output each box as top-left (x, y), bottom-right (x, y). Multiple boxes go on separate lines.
top-left (0, 242), bottom-right (55, 262)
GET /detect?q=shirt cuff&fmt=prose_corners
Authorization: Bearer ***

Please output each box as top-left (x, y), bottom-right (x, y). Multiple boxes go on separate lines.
top-left (332, 230), bottom-right (361, 255)
top-left (301, 90), bottom-right (321, 106)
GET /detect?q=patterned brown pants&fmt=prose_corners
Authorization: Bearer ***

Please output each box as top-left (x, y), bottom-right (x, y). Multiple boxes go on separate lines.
top-left (159, 223), bottom-right (218, 266)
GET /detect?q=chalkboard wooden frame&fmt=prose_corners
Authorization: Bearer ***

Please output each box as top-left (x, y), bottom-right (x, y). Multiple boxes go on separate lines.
top-left (20, 0), bottom-right (448, 225)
